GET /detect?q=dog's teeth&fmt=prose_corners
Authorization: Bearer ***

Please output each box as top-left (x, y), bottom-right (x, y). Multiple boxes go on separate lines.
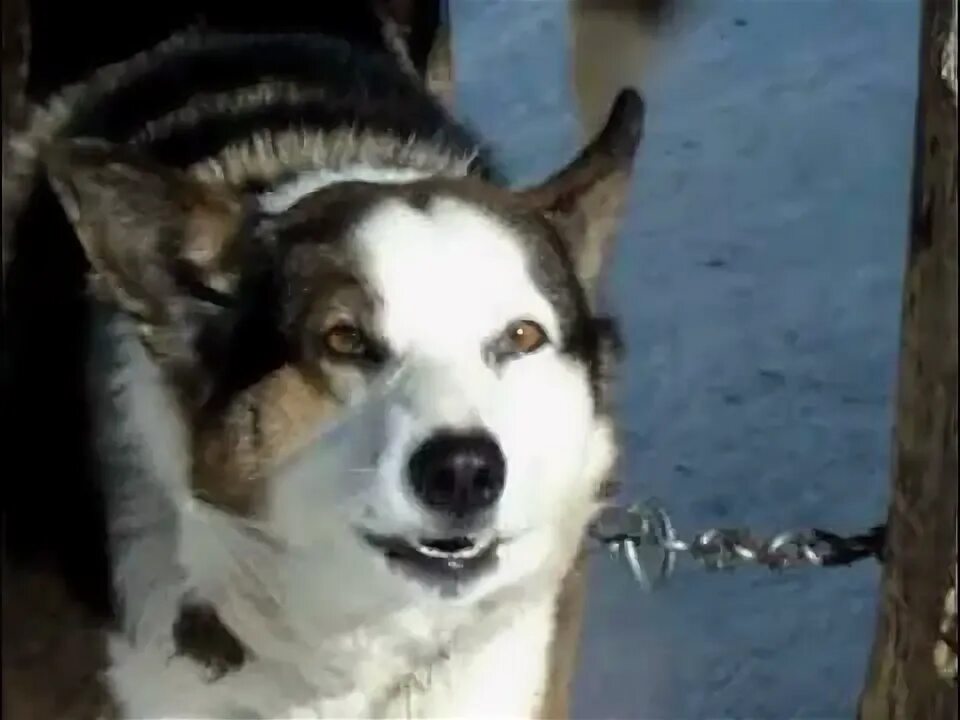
top-left (415, 537), bottom-right (491, 559)
top-left (451, 544), bottom-right (481, 559)
top-left (415, 543), bottom-right (454, 558)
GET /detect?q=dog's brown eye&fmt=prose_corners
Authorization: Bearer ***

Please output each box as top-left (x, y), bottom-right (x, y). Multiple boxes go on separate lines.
top-left (505, 320), bottom-right (548, 355)
top-left (323, 323), bottom-right (369, 358)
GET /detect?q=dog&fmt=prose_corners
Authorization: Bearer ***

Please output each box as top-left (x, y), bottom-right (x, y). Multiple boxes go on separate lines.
top-left (3, 18), bottom-right (645, 720)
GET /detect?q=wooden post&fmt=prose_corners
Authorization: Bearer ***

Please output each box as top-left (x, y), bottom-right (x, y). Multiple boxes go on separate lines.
top-left (857, 0), bottom-right (958, 717)
top-left (540, 3), bottom-right (676, 715)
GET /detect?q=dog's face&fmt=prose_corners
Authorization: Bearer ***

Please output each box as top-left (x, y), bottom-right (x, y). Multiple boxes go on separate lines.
top-left (250, 179), bottom-right (623, 596)
top-left (47, 91), bottom-right (644, 602)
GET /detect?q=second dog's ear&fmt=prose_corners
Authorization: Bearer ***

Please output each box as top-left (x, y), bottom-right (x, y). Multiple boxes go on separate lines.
top-left (518, 89), bottom-right (645, 298)
top-left (44, 139), bottom-right (252, 397)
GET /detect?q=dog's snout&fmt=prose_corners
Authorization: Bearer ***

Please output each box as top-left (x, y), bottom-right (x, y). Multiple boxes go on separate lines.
top-left (407, 432), bottom-right (505, 519)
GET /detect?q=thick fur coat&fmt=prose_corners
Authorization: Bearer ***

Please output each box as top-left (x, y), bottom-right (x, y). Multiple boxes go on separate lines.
top-left (3, 16), bottom-right (645, 719)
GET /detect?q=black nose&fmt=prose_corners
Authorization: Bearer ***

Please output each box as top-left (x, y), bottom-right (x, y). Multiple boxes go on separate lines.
top-left (407, 431), bottom-right (506, 519)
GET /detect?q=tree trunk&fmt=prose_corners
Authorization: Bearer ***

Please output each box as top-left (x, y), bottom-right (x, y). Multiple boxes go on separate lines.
top-left (857, 0), bottom-right (958, 717)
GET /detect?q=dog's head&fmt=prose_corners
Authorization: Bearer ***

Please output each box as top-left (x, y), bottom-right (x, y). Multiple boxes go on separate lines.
top-left (46, 90), bottom-right (644, 602)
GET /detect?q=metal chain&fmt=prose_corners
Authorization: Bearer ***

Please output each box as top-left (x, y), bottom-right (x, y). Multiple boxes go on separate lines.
top-left (587, 500), bottom-right (886, 590)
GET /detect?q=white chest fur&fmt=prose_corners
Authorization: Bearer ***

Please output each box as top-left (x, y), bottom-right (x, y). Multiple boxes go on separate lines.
top-left (105, 595), bottom-right (556, 719)
top-left (377, 598), bottom-right (555, 719)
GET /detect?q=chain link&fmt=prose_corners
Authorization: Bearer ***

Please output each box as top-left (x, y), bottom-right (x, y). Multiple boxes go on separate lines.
top-left (588, 501), bottom-right (886, 589)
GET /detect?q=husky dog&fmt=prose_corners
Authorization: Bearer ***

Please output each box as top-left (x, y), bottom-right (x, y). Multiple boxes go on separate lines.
top-left (4, 22), bottom-right (644, 719)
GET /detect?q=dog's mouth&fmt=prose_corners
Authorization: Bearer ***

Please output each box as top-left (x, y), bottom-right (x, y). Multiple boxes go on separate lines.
top-left (363, 532), bottom-right (499, 585)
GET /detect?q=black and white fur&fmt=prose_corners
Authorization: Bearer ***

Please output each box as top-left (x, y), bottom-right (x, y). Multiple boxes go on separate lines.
top-left (5, 23), bottom-right (644, 719)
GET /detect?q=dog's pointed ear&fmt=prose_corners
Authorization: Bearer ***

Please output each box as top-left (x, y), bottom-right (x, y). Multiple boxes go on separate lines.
top-left (44, 139), bottom-right (251, 394)
top-left (518, 89), bottom-right (645, 297)
top-left (44, 139), bottom-right (248, 311)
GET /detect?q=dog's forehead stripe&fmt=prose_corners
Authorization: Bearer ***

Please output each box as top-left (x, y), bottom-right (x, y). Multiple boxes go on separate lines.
top-left (260, 167), bottom-right (434, 215)
top-left (352, 197), bottom-right (560, 355)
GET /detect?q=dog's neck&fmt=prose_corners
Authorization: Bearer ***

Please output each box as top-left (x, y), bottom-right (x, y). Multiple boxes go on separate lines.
top-left (258, 165), bottom-right (434, 214)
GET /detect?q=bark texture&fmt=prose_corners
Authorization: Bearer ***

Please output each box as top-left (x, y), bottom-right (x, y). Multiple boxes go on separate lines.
top-left (857, 0), bottom-right (959, 717)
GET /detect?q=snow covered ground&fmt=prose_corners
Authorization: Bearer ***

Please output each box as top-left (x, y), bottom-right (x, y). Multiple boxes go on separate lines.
top-left (451, 0), bottom-right (920, 717)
